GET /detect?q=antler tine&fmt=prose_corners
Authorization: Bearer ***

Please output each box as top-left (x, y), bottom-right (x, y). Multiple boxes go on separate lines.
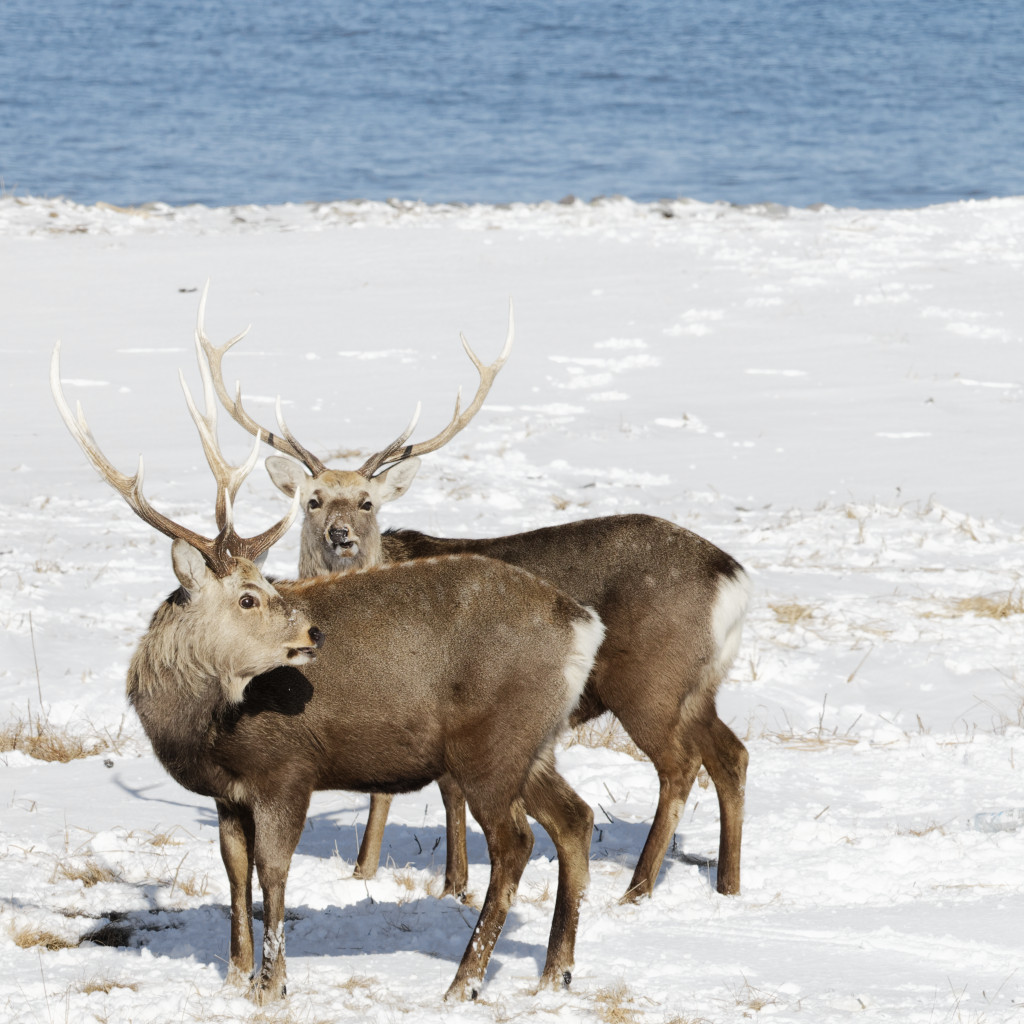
top-left (50, 341), bottom-right (226, 570)
top-left (195, 281), bottom-right (327, 477)
top-left (232, 484), bottom-right (302, 564)
top-left (178, 365), bottom-right (299, 564)
top-left (178, 369), bottom-right (260, 533)
top-left (358, 300), bottom-right (515, 478)
top-left (355, 401), bottom-right (423, 478)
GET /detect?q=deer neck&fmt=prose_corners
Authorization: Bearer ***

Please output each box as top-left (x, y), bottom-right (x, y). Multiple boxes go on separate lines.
top-left (126, 603), bottom-right (239, 798)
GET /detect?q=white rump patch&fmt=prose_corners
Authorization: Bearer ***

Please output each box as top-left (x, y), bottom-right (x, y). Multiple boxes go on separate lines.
top-left (711, 571), bottom-right (751, 675)
top-left (563, 608), bottom-right (605, 708)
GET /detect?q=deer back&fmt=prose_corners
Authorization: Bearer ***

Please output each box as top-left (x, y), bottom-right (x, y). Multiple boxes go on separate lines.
top-left (382, 514), bottom-right (749, 703)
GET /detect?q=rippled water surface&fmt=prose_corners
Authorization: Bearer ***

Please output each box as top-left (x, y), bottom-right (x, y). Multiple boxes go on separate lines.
top-left (2, 0), bottom-right (1022, 208)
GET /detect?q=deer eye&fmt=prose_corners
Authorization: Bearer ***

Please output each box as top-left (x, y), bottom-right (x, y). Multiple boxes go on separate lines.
top-left (307, 497), bottom-right (322, 511)
top-left (360, 500), bottom-right (373, 512)
top-left (239, 593), bottom-right (260, 610)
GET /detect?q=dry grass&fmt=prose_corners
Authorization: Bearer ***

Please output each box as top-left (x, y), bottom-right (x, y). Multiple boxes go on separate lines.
top-left (141, 827), bottom-right (187, 848)
top-left (78, 978), bottom-right (139, 995)
top-left (566, 714), bottom-right (647, 761)
top-left (9, 924), bottom-right (79, 950)
top-left (586, 982), bottom-right (710, 1024)
top-left (518, 880), bottom-right (553, 906)
top-left (0, 714), bottom-right (127, 763)
top-left (769, 601), bottom-right (815, 626)
top-left (173, 873), bottom-right (210, 898)
top-left (920, 589), bottom-right (1024, 621)
top-left (954, 590), bottom-right (1023, 619)
top-left (334, 975), bottom-right (377, 994)
top-left (52, 858), bottom-right (121, 887)
top-left (736, 977), bottom-right (782, 1013)
top-left (896, 821), bottom-right (947, 838)
top-left (769, 731), bottom-right (859, 751)
top-left (593, 982), bottom-right (641, 1024)
top-left (744, 714), bottom-right (860, 750)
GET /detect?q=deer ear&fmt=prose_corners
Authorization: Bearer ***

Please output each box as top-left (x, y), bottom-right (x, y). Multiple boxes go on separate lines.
top-left (265, 456), bottom-right (309, 498)
top-left (171, 538), bottom-right (214, 593)
top-left (373, 458), bottom-right (420, 505)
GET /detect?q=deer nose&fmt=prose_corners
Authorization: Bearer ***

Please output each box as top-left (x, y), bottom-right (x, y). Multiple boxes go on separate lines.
top-left (328, 525), bottom-right (349, 544)
top-left (308, 626), bottom-right (325, 649)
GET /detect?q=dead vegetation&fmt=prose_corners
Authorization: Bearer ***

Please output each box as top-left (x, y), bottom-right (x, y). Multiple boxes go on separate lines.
top-left (592, 982), bottom-right (644, 1024)
top-left (78, 978), bottom-right (139, 995)
top-left (769, 601), bottom-right (815, 626)
top-left (52, 857), bottom-right (121, 887)
top-left (735, 976), bottom-right (783, 1014)
top-left (9, 924), bottom-right (79, 950)
top-left (567, 713), bottom-right (647, 761)
top-left (0, 713), bottom-right (128, 763)
top-left (952, 590), bottom-right (1023, 619)
top-left (918, 588), bottom-right (1023, 621)
top-left (586, 981), bottom-right (710, 1024)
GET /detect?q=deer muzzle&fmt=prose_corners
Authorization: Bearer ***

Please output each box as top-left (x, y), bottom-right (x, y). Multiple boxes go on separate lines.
top-left (327, 522), bottom-right (358, 555)
top-left (288, 625), bottom-right (325, 664)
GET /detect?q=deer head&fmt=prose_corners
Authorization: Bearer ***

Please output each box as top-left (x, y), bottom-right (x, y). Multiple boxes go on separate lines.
top-left (50, 340), bottom-right (322, 702)
top-left (193, 284), bottom-right (513, 575)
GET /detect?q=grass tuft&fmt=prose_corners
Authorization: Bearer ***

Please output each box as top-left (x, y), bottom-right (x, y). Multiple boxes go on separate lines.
top-left (567, 714), bottom-right (646, 761)
top-left (52, 858), bottom-right (121, 887)
top-left (10, 924), bottom-right (79, 950)
top-left (736, 977), bottom-right (782, 1013)
top-left (0, 715), bottom-right (127, 763)
top-left (954, 590), bottom-right (1023, 619)
top-left (78, 978), bottom-right (139, 995)
top-left (593, 982), bottom-right (640, 1024)
top-left (769, 601), bottom-right (815, 626)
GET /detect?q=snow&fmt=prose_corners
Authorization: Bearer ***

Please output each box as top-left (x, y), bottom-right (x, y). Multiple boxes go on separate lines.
top-left (2, 194), bottom-right (1022, 1023)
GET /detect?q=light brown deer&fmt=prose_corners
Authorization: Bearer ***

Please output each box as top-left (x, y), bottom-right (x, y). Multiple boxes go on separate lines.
top-left (197, 290), bottom-right (752, 903)
top-left (51, 340), bottom-right (602, 1003)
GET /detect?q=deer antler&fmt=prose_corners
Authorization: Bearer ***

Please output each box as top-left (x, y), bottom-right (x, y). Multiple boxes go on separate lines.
top-left (193, 281), bottom-right (328, 477)
top-left (178, 349), bottom-right (299, 565)
top-left (358, 302), bottom-right (514, 478)
top-left (195, 283), bottom-right (514, 480)
top-left (51, 340), bottom-right (299, 576)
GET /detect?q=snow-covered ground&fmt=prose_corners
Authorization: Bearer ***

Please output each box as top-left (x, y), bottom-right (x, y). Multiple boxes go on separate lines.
top-left (2, 194), bottom-right (1022, 1023)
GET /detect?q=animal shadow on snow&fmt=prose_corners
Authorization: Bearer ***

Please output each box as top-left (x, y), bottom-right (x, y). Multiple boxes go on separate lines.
top-left (75, 886), bottom-right (548, 978)
top-left (112, 770), bottom-right (719, 900)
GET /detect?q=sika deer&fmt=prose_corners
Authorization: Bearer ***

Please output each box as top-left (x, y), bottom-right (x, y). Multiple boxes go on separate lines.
top-left (51, 340), bottom-right (602, 1002)
top-left (198, 289), bottom-right (751, 902)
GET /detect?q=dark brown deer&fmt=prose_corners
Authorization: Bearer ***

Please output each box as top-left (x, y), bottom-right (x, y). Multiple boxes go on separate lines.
top-left (51, 340), bottom-right (602, 1003)
top-left (197, 290), bottom-right (752, 903)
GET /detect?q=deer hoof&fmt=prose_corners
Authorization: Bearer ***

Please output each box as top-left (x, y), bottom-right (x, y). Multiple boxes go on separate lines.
top-left (225, 964), bottom-right (253, 989)
top-left (539, 967), bottom-right (572, 991)
top-left (444, 976), bottom-right (482, 1002)
top-left (249, 975), bottom-right (286, 1004)
top-left (618, 883), bottom-right (652, 905)
top-left (440, 883), bottom-right (469, 903)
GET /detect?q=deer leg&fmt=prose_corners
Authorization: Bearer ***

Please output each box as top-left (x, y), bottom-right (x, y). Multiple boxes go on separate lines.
top-left (444, 799), bottom-right (533, 1002)
top-left (437, 774), bottom-right (469, 899)
top-left (249, 798), bottom-right (309, 1004)
top-left (217, 801), bottom-right (256, 986)
top-left (521, 759), bottom-right (594, 990)
top-left (621, 730), bottom-right (702, 904)
top-left (700, 715), bottom-right (748, 895)
top-left (353, 793), bottom-right (393, 880)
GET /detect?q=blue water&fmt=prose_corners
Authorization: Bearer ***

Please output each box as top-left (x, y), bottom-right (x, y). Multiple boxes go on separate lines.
top-left (2, 0), bottom-right (1022, 209)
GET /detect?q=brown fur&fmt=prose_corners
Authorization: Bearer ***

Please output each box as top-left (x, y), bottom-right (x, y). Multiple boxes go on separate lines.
top-left (355, 514), bottom-right (752, 901)
top-left (128, 552), bottom-right (602, 1002)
